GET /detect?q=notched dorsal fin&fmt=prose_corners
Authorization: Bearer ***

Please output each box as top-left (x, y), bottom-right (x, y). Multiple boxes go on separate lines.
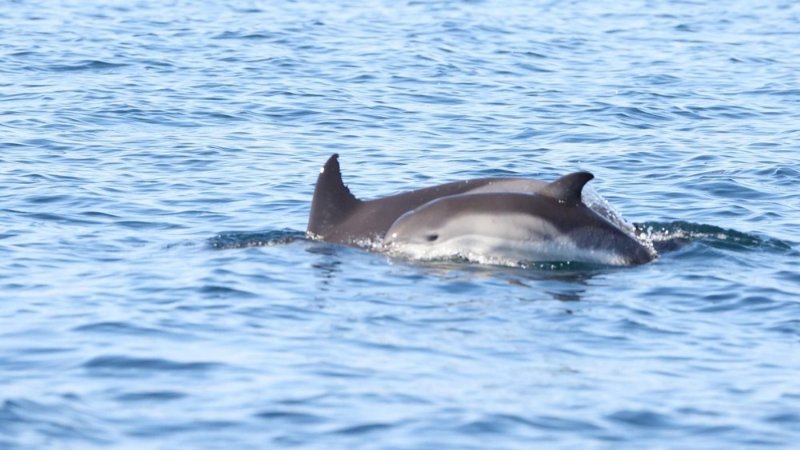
top-left (307, 154), bottom-right (361, 236)
top-left (541, 171), bottom-right (594, 205)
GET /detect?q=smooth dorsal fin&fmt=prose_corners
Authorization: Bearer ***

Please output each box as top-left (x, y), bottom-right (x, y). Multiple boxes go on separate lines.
top-left (307, 154), bottom-right (361, 236)
top-left (540, 171), bottom-right (594, 205)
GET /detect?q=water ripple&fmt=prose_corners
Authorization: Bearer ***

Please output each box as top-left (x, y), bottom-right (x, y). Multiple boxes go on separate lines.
top-left (83, 356), bottom-right (222, 374)
top-left (2, 0), bottom-right (800, 448)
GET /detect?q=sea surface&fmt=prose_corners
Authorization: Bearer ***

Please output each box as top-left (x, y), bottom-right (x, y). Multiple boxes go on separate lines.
top-left (2, 0), bottom-right (800, 448)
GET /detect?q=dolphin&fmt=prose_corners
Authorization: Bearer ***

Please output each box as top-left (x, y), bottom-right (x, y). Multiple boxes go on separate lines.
top-left (308, 154), bottom-right (558, 245)
top-left (384, 175), bottom-right (655, 266)
top-left (307, 154), bottom-right (654, 265)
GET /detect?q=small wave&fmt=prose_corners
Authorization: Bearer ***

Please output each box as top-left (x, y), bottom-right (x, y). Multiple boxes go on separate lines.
top-left (208, 229), bottom-right (306, 249)
top-left (607, 409), bottom-right (672, 428)
top-left (254, 410), bottom-right (325, 425)
top-left (72, 321), bottom-right (194, 341)
top-left (458, 413), bottom-right (602, 434)
top-left (114, 391), bottom-right (187, 402)
top-left (198, 284), bottom-right (257, 299)
top-left (635, 221), bottom-right (794, 254)
top-left (329, 422), bottom-right (395, 436)
top-left (0, 398), bottom-right (110, 446)
top-left (212, 30), bottom-right (282, 40)
top-left (83, 356), bottom-right (221, 373)
top-left (48, 60), bottom-right (128, 72)
top-left (74, 321), bottom-right (162, 335)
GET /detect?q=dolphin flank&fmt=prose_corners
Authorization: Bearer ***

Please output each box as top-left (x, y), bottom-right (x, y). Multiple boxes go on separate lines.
top-left (384, 191), bottom-right (654, 266)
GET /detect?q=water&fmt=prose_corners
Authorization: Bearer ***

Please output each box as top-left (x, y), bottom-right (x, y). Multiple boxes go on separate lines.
top-left (2, 0), bottom-right (800, 448)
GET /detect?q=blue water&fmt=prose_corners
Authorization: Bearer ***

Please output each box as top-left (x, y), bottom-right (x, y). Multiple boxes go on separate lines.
top-left (2, 0), bottom-right (800, 448)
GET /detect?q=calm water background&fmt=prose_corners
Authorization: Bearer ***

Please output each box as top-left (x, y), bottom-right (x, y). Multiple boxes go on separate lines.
top-left (2, 0), bottom-right (800, 448)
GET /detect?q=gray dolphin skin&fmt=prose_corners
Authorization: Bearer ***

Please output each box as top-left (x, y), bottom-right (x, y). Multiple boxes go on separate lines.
top-left (308, 154), bottom-right (552, 244)
top-left (307, 154), bottom-right (654, 266)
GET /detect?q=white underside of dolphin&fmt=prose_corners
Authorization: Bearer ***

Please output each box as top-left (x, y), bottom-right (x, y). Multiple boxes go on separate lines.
top-left (385, 213), bottom-right (637, 266)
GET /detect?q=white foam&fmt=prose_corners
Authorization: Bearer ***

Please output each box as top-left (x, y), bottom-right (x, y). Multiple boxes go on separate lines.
top-left (384, 233), bottom-right (630, 267)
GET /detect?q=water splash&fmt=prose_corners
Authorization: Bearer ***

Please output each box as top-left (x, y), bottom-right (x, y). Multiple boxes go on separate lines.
top-left (582, 186), bottom-right (639, 239)
top-left (582, 189), bottom-right (795, 257)
top-left (635, 221), bottom-right (795, 254)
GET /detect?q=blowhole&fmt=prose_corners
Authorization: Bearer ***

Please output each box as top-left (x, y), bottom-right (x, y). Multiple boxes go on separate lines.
top-left (426, 233), bottom-right (439, 242)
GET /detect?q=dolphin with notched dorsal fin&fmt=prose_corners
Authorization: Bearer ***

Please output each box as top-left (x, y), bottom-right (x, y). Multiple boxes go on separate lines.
top-left (308, 154), bottom-right (551, 244)
top-left (307, 154), bottom-right (654, 265)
